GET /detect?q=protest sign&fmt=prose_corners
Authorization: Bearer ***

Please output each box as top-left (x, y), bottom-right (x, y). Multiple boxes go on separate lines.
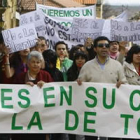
top-left (71, 18), bottom-right (105, 40)
top-left (20, 11), bottom-right (84, 49)
top-left (0, 82), bottom-right (140, 139)
top-left (111, 20), bottom-right (140, 41)
top-left (2, 23), bottom-right (37, 53)
top-left (36, 3), bottom-right (96, 27)
top-left (20, 10), bottom-right (46, 36)
top-left (70, 11), bottom-right (128, 41)
top-left (115, 10), bottom-right (128, 21)
top-left (102, 11), bottom-right (128, 40)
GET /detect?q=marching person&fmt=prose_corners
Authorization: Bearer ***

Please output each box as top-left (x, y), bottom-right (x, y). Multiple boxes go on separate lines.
top-left (55, 41), bottom-right (73, 81)
top-left (77, 36), bottom-right (127, 140)
top-left (12, 51), bottom-right (53, 140)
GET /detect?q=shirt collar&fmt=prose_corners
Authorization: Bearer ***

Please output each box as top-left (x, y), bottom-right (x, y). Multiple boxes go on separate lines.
top-left (96, 56), bottom-right (109, 65)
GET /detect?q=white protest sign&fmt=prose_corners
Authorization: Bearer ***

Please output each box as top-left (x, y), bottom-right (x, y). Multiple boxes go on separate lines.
top-left (43, 16), bottom-right (84, 49)
top-left (0, 82), bottom-right (140, 139)
top-left (2, 23), bottom-right (37, 53)
top-left (20, 10), bottom-right (46, 35)
top-left (20, 11), bottom-right (84, 49)
top-left (36, 3), bottom-right (96, 27)
top-left (115, 10), bottom-right (128, 21)
top-left (102, 11), bottom-right (128, 40)
top-left (111, 20), bottom-right (140, 41)
top-left (101, 19), bottom-right (111, 39)
top-left (71, 18), bottom-right (105, 40)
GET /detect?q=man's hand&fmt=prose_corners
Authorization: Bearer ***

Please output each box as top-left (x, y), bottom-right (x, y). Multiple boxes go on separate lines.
top-left (116, 81), bottom-right (124, 88)
top-left (77, 78), bottom-right (82, 85)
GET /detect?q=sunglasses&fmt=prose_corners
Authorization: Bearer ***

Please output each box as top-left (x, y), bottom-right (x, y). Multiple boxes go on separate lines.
top-left (97, 43), bottom-right (110, 48)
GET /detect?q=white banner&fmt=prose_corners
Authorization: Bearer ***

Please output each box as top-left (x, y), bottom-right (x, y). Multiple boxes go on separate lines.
top-left (36, 3), bottom-right (96, 27)
top-left (2, 23), bottom-right (37, 53)
top-left (0, 82), bottom-right (140, 139)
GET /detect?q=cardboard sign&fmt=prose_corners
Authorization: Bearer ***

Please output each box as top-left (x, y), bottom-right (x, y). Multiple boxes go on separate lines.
top-left (71, 18), bottom-right (105, 40)
top-left (2, 23), bottom-right (37, 53)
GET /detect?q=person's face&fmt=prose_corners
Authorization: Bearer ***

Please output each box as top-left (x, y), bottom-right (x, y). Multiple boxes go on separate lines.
top-left (79, 46), bottom-right (85, 52)
top-left (19, 49), bottom-right (30, 56)
top-left (28, 57), bottom-right (42, 73)
top-left (109, 42), bottom-right (119, 53)
top-left (76, 56), bottom-right (86, 68)
top-left (133, 52), bottom-right (140, 64)
top-left (56, 44), bottom-right (67, 58)
top-left (84, 38), bottom-right (93, 48)
top-left (38, 40), bottom-right (48, 53)
top-left (94, 40), bottom-right (110, 57)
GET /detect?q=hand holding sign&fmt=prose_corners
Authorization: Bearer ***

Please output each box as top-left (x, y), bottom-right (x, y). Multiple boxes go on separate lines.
top-left (119, 41), bottom-right (129, 55)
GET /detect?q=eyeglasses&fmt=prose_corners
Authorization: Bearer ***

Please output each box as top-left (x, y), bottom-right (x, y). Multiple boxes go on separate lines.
top-left (97, 43), bottom-right (110, 48)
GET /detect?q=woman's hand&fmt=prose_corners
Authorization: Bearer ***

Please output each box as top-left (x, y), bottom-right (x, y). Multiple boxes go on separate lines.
top-left (3, 45), bottom-right (11, 56)
top-left (37, 80), bottom-right (45, 88)
top-left (26, 82), bottom-right (34, 87)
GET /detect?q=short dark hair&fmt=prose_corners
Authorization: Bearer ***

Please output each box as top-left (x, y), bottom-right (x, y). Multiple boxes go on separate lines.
top-left (69, 46), bottom-right (80, 60)
top-left (110, 41), bottom-right (119, 44)
top-left (43, 49), bottom-right (57, 67)
top-left (125, 44), bottom-right (140, 63)
top-left (38, 36), bottom-right (47, 45)
top-left (54, 41), bottom-right (68, 51)
top-left (94, 36), bottom-right (110, 48)
top-left (74, 51), bottom-right (88, 61)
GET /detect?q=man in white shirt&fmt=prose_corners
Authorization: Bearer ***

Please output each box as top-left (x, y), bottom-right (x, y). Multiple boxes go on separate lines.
top-left (77, 36), bottom-right (127, 140)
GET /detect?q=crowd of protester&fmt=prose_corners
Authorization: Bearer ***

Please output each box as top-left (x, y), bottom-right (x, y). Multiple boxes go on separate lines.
top-left (0, 31), bottom-right (139, 140)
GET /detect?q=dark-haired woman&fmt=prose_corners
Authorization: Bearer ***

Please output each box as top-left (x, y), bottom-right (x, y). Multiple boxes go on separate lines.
top-left (123, 44), bottom-right (140, 85)
top-left (67, 51), bottom-right (88, 81)
top-left (67, 51), bottom-right (88, 140)
top-left (4, 49), bottom-right (30, 82)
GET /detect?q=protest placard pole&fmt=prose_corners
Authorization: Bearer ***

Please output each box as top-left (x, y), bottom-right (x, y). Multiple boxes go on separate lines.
top-left (12, 0), bottom-right (17, 27)
top-left (3, 0), bottom-right (12, 29)
top-left (42, 0), bottom-right (45, 5)
top-left (100, 0), bottom-right (103, 19)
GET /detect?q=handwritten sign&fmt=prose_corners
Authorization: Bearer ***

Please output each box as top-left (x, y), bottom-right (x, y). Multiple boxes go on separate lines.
top-left (20, 11), bottom-right (84, 49)
top-left (111, 20), bottom-right (140, 41)
top-left (20, 10), bottom-right (46, 35)
top-left (102, 11), bottom-right (128, 39)
top-left (71, 18), bottom-right (105, 40)
top-left (2, 23), bottom-right (38, 53)
top-left (42, 16), bottom-right (85, 49)
top-left (36, 3), bottom-right (96, 27)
